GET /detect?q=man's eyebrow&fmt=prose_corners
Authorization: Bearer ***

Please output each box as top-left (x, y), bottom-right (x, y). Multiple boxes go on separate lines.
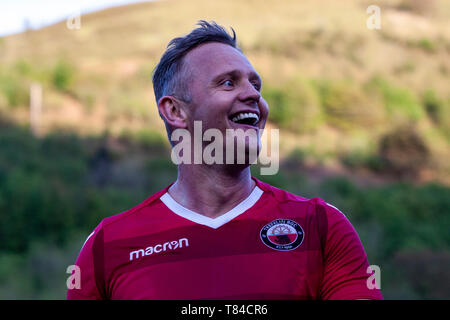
top-left (211, 69), bottom-right (262, 84)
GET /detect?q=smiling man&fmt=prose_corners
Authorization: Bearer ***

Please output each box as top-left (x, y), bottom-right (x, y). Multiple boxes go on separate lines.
top-left (67, 21), bottom-right (383, 300)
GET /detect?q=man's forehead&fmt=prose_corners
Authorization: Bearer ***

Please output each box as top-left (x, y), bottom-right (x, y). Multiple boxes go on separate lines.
top-left (183, 42), bottom-right (256, 77)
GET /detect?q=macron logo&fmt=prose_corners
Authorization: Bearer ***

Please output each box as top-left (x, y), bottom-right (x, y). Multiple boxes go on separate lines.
top-left (129, 238), bottom-right (189, 262)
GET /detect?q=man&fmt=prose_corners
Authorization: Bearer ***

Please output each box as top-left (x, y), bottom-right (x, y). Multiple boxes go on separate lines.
top-left (67, 21), bottom-right (382, 300)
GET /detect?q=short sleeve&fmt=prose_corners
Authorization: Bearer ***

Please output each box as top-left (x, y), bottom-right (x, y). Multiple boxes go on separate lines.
top-left (66, 222), bottom-right (106, 300)
top-left (319, 202), bottom-right (383, 300)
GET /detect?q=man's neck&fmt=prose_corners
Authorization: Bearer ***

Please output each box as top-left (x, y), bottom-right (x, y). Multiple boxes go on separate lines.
top-left (167, 165), bottom-right (256, 219)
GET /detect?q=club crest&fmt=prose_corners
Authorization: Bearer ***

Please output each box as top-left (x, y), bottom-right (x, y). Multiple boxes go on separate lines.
top-left (260, 219), bottom-right (304, 251)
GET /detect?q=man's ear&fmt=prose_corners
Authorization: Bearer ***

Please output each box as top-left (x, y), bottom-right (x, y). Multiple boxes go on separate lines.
top-left (157, 96), bottom-right (188, 129)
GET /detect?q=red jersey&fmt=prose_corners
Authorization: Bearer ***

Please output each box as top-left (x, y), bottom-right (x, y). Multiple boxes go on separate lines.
top-left (67, 178), bottom-right (383, 300)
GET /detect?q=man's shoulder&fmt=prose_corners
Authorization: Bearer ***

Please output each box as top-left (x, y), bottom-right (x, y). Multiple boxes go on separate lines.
top-left (255, 178), bottom-right (323, 206)
top-left (255, 178), bottom-right (344, 217)
top-left (94, 184), bottom-right (172, 238)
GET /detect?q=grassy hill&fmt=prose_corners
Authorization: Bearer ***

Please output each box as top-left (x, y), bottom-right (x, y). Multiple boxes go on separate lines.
top-left (0, 0), bottom-right (449, 299)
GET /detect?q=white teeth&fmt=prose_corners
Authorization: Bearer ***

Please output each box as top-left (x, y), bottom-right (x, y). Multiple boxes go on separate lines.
top-left (231, 112), bottom-right (259, 124)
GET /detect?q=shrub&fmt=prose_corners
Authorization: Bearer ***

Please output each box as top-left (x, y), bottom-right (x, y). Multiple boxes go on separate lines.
top-left (422, 89), bottom-right (449, 128)
top-left (284, 148), bottom-right (308, 167)
top-left (378, 126), bottom-right (429, 178)
top-left (366, 76), bottom-right (424, 124)
top-left (119, 128), bottom-right (168, 152)
top-left (0, 73), bottom-right (29, 108)
top-left (0, 127), bottom-right (89, 252)
top-left (52, 60), bottom-right (75, 92)
top-left (340, 150), bottom-right (383, 172)
top-left (14, 59), bottom-right (33, 77)
top-left (135, 129), bottom-right (167, 149)
top-left (416, 38), bottom-right (437, 53)
top-left (144, 157), bottom-right (177, 193)
top-left (316, 79), bottom-right (384, 131)
top-left (396, 0), bottom-right (436, 16)
top-left (263, 78), bottom-right (322, 133)
top-left (263, 86), bottom-right (288, 126)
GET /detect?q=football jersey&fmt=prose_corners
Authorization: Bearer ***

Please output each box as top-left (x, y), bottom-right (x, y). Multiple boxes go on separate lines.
top-left (67, 178), bottom-right (383, 300)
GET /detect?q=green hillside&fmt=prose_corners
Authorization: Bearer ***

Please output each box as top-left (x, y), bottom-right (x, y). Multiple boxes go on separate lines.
top-left (0, 0), bottom-right (449, 299)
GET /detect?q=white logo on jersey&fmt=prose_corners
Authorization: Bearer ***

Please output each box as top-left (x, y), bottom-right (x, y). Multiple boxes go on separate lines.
top-left (129, 238), bottom-right (189, 261)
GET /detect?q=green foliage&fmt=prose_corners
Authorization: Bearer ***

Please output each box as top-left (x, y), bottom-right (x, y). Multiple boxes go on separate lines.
top-left (422, 89), bottom-right (441, 123)
top-left (0, 118), bottom-right (449, 299)
top-left (422, 89), bottom-right (450, 133)
top-left (0, 128), bottom-right (88, 252)
top-left (366, 183), bottom-right (450, 258)
top-left (51, 60), bottom-right (76, 92)
top-left (304, 176), bottom-right (450, 267)
top-left (251, 165), bottom-right (290, 190)
top-left (0, 122), bottom-right (168, 253)
top-left (285, 148), bottom-right (308, 166)
top-left (0, 238), bottom-right (86, 299)
top-left (0, 72), bottom-right (29, 108)
top-left (262, 86), bottom-right (288, 125)
top-left (121, 128), bottom-right (168, 150)
top-left (14, 59), bottom-right (33, 77)
top-left (107, 91), bottom-right (151, 121)
top-left (340, 150), bottom-right (383, 172)
top-left (316, 79), bottom-right (385, 130)
top-left (414, 39), bottom-right (438, 53)
top-left (366, 76), bottom-right (424, 124)
top-left (144, 157), bottom-right (177, 194)
top-left (263, 78), bottom-right (322, 133)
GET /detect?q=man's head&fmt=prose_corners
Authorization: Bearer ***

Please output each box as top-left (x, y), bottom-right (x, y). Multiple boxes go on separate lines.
top-left (152, 20), bottom-right (238, 105)
top-left (152, 20), bottom-right (269, 164)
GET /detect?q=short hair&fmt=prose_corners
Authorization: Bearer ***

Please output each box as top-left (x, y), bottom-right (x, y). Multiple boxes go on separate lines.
top-left (152, 20), bottom-right (239, 105)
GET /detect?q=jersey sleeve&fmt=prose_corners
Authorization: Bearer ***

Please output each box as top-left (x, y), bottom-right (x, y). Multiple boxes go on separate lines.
top-left (318, 202), bottom-right (383, 300)
top-left (66, 221), bottom-right (107, 300)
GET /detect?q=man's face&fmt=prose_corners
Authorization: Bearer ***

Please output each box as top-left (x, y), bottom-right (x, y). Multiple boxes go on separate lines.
top-left (180, 42), bottom-right (269, 162)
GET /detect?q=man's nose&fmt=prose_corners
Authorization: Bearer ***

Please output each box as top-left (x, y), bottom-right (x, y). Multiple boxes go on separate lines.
top-left (239, 80), bottom-right (261, 105)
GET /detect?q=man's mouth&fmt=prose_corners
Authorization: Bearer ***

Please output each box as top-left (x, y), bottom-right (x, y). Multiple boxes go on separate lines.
top-left (230, 112), bottom-right (260, 127)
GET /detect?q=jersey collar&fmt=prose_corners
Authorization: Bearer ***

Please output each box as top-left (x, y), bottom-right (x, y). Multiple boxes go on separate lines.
top-left (160, 185), bottom-right (264, 229)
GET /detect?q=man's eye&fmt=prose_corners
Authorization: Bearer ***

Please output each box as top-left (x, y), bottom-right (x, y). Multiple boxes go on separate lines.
top-left (222, 80), bottom-right (234, 87)
top-left (252, 82), bottom-right (261, 91)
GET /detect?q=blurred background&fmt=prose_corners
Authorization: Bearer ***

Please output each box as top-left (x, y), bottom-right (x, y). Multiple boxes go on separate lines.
top-left (0, 0), bottom-right (449, 299)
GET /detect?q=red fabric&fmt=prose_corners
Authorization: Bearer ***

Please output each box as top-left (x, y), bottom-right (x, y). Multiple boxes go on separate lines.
top-left (67, 178), bottom-right (383, 300)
